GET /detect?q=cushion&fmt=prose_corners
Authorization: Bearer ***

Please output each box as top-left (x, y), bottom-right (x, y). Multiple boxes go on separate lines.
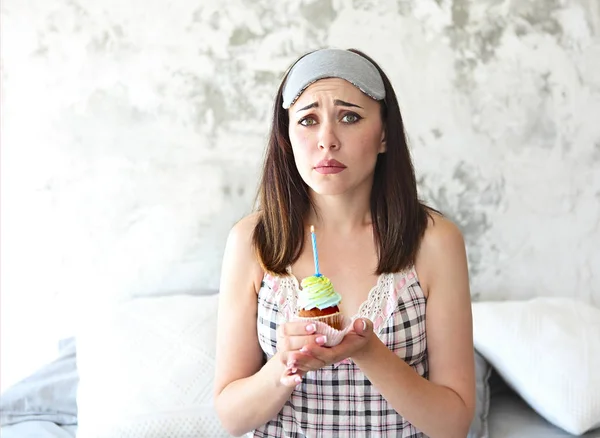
top-left (467, 350), bottom-right (492, 438)
top-left (76, 294), bottom-right (231, 437)
top-left (0, 337), bottom-right (78, 427)
top-left (472, 298), bottom-right (600, 435)
top-left (488, 382), bottom-right (600, 437)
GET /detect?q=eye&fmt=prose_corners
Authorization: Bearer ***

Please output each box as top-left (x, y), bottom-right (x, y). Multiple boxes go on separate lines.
top-left (341, 112), bottom-right (362, 124)
top-left (299, 116), bottom-right (317, 126)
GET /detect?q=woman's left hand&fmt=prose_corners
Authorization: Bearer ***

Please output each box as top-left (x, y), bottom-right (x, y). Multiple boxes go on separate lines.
top-left (285, 318), bottom-right (375, 375)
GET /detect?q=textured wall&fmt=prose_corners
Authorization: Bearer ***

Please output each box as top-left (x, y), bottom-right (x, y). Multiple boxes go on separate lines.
top-left (1, 0), bottom-right (599, 389)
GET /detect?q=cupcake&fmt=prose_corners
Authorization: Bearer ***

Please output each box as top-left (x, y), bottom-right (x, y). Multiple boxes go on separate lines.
top-left (297, 274), bottom-right (343, 330)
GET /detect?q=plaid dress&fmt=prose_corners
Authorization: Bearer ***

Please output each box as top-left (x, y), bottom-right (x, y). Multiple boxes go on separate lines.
top-left (253, 267), bottom-right (428, 438)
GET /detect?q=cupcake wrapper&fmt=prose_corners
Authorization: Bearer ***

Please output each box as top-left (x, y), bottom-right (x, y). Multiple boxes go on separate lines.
top-left (292, 314), bottom-right (355, 347)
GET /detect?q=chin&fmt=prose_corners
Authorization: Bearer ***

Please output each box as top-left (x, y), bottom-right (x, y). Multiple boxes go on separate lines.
top-left (307, 173), bottom-right (374, 197)
top-left (308, 182), bottom-right (352, 196)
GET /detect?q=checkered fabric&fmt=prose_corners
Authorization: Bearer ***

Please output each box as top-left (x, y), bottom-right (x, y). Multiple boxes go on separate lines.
top-left (253, 268), bottom-right (428, 437)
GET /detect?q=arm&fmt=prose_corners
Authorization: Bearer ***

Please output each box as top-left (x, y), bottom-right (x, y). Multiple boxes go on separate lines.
top-left (352, 217), bottom-right (475, 438)
top-left (213, 215), bottom-right (295, 436)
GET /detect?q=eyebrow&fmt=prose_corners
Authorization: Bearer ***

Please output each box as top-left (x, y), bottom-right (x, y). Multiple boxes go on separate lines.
top-left (296, 99), bottom-right (363, 112)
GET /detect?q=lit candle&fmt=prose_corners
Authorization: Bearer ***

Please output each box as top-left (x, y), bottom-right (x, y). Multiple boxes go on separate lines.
top-left (310, 225), bottom-right (321, 277)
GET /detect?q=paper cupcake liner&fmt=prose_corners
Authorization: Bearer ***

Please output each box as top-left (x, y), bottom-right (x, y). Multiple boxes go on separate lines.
top-left (296, 313), bottom-right (343, 329)
top-left (293, 314), bottom-right (355, 347)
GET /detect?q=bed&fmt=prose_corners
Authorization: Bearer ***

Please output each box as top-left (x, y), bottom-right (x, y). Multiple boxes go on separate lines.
top-left (2, 295), bottom-right (599, 437)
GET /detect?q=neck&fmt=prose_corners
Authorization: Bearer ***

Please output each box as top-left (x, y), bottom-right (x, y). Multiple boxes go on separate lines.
top-left (307, 183), bottom-right (373, 235)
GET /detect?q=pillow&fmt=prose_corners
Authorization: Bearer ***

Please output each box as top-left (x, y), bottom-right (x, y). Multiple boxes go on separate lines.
top-left (467, 350), bottom-right (492, 438)
top-left (472, 298), bottom-right (600, 435)
top-left (76, 294), bottom-right (231, 437)
top-left (0, 337), bottom-right (78, 427)
top-left (131, 288), bottom-right (219, 299)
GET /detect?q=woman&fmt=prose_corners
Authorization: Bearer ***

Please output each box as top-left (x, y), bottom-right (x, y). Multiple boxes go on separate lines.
top-left (214, 48), bottom-right (475, 438)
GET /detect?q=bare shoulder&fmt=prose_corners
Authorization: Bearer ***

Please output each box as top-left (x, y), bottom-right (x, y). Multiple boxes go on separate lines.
top-left (421, 211), bottom-right (465, 253)
top-left (228, 211), bottom-right (261, 248)
top-left (415, 211), bottom-right (468, 295)
top-left (223, 211), bottom-right (264, 293)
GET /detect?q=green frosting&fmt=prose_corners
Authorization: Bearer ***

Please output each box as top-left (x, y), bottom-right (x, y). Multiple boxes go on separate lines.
top-left (298, 275), bottom-right (342, 310)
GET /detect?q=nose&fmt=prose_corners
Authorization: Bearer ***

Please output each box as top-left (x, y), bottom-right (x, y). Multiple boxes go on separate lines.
top-left (317, 121), bottom-right (340, 150)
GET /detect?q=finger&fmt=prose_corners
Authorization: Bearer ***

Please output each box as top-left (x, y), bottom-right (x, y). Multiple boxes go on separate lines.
top-left (276, 335), bottom-right (291, 353)
top-left (298, 343), bottom-right (329, 358)
top-left (280, 370), bottom-right (303, 388)
top-left (353, 318), bottom-right (373, 336)
top-left (279, 351), bottom-right (293, 368)
top-left (298, 343), bottom-right (342, 367)
top-left (283, 334), bottom-right (328, 352)
top-left (287, 351), bottom-right (327, 372)
top-left (277, 321), bottom-right (318, 337)
top-left (281, 349), bottom-right (321, 370)
top-left (293, 359), bottom-right (326, 373)
top-left (277, 322), bottom-right (319, 352)
top-left (280, 375), bottom-right (302, 388)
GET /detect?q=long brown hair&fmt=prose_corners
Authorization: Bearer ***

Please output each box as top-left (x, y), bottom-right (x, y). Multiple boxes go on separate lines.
top-left (252, 48), bottom-right (430, 275)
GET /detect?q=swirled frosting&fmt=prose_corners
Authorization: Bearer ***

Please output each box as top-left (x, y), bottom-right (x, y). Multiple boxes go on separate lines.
top-left (298, 275), bottom-right (342, 310)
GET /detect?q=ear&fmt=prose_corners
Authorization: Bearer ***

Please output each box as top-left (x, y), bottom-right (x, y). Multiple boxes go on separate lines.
top-left (379, 127), bottom-right (387, 153)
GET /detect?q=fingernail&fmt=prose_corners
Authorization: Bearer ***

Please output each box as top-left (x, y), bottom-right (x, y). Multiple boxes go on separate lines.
top-left (294, 376), bottom-right (302, 384)
top-left (300, 346), bottom-right (308, 353)
top-left (362, 319), bottom-right (367, 331)
top-left (306, 324), bottom-right (316, 333)
top-left (287, 360), bottom-right (296, 368)
top-left (291, 368), bottom-right (297, 374)
top-left (315, 335), bottom-right (327, 345)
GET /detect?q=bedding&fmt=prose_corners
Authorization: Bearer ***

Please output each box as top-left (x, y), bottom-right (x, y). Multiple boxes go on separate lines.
top-left (473, 298), bottom-right (600, 435)
top-left (488, 387), bottom-right (600, 437)
top-left (76, 293), bottom-right (231, 437)
top-left (1, 421), bottom-right (77, 438)
top-left (468, 351), bottom-right (492, 438)
top-left (0, 337), bottom-right (78, 427)
top-left (4, 294), bottom-right (598, 437)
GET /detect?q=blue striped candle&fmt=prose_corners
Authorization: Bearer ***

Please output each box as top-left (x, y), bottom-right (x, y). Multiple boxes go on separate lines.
top-left (310, 225), bottom-right (321, 277)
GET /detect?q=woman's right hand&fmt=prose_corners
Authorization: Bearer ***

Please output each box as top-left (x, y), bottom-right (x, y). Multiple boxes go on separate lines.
top-left (276, 321), bottom-right (328, 387)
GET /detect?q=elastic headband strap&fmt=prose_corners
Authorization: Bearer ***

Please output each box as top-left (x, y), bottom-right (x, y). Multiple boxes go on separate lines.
top-left (282, 49), bottom-right (386, 109)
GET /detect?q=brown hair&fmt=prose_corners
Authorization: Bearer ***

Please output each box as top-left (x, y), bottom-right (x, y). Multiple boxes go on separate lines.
top-left (252, 49), bottom-right (431, 275)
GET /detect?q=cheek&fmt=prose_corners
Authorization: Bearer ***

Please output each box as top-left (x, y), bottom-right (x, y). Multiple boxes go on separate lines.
top-left (351, 131), bottom-right (383, 159)
top-left (290, 149), bottom-right (312, 186)
top-left (290, 131), bottom-right (314, 165)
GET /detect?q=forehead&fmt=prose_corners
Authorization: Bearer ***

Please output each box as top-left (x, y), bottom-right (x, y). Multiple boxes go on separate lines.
top-left (291, 78), bottom-right (374, 107)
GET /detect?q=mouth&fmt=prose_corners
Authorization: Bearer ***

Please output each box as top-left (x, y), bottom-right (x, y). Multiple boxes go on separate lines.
top-left (314, 158), bottom-right (347, 174)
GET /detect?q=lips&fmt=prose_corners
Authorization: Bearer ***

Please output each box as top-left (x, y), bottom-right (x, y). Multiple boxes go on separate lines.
top-left (314, 158), bottom-right (347, 175)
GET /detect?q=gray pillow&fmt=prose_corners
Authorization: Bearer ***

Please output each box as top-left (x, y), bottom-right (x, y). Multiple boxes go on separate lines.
top-left (468, 350), bottom-right (492, 438)
top-left (0, 338), bottom-right (78, 427)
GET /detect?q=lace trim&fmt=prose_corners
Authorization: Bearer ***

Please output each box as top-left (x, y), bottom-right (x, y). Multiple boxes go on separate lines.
top-left (357, 268), bottom-right (419, 332)
top-left (264, 267), bottom-right (420, 333)
top-left (275, 274), bottom-right (300, 325)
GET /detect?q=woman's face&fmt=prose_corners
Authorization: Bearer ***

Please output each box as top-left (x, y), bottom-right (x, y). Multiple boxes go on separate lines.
top-left (288, 78), bottom-right (386, 197)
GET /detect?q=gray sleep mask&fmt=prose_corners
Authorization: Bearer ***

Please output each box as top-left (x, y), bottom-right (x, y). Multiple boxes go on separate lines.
top-left (281, 49), bottom-right (386, 109)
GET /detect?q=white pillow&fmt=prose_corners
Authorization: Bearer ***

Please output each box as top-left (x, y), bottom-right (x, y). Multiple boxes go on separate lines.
top-left (76, 294), bottom-right (232, 437)
top-left (472, 298), bottom-right (600, 435)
